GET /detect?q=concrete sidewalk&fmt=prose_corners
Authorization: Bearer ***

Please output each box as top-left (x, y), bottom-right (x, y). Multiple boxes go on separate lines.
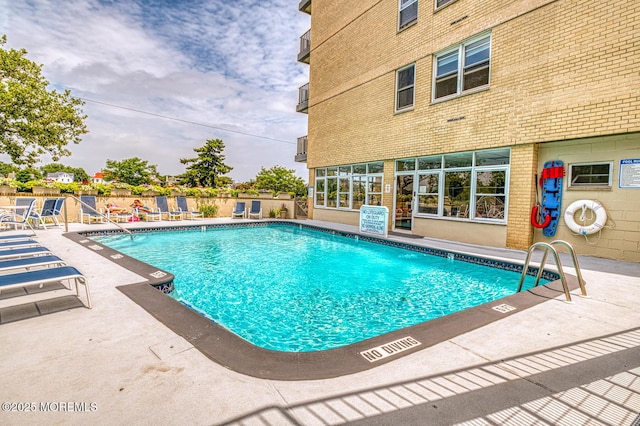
top-left (0, 219), bottom-right (638, 425)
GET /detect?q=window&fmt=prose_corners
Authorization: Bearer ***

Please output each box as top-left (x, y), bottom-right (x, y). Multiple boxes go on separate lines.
top-left (338, 166), bottom-right (351, 208)
top-left (399, 0), bottom-right (418, 30)
top-left (435, 0), bottom-right (455, 8)
top-left (326, 167), bottom-right (338, 207)
top-left (444, 171), bottom-right (471, 218)
top-left (395, 148), bottom-right (510, 223)
top-left (417, 174), bottom-right (439, 214)
top-left (568, 162), bottom-right (612, 188)
top-left (368, 175), bottom-right (383, 206)
top-left (434, 34), bottom-right (491, 101)
top-left (474, 171), bottom-right (506, 219)
top-left (352, 175), bottom-right (366, 210)
top-left (315, 162), bottom-right (384, 209)
top-left (396, 64), bottom-right (415, 111)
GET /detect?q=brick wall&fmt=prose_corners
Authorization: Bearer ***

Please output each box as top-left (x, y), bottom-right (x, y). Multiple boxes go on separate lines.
top-left (303, 0), bottom-right (640, 258)
top-left (307, 0), bottom-right (639, 170)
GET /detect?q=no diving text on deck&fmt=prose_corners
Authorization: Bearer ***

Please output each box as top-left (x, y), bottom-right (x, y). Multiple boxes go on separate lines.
top-left (360, 336), bottom-right (422, 362)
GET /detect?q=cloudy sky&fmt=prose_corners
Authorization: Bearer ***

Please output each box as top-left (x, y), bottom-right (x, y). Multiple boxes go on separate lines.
top-left (2, 0), bottom-right (310, 182)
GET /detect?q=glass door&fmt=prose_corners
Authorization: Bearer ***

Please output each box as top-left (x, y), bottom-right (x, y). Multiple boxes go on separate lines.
top-left (395, 175), bottom-right (414, 230)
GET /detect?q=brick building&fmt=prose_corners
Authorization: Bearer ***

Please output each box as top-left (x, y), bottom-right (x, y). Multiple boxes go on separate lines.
top-left (295, 0), bottom-right (640, 261)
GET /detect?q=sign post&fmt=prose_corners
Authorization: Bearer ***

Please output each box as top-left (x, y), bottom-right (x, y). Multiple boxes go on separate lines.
top-left (359, 205), bottom-right (389, 238)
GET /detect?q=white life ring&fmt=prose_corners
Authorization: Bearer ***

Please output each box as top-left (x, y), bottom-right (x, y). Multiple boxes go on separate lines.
top-left (564, 200), bottom-right (607, 235)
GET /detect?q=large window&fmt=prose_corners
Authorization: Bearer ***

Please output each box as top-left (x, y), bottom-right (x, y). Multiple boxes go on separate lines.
top-left (434, 34), bottom-right (491, 101)
top-left (396, 64), bottom-right (415, 111)
top-left (315, 162), bottom-right (384, 210)
top-left (399, 0), bottom-right (418, 30)
top-left (397, 148), bottom-right (510, 222)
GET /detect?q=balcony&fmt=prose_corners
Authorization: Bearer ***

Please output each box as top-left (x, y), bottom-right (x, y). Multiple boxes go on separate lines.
top-left (295, 136), bottom-right (308, 163)
top-left (298, 0), bottom-right (311, 14)
top-left (298, 29), bottom-right (310, 64)
top-left (296, 83), bottom-right (309, 113)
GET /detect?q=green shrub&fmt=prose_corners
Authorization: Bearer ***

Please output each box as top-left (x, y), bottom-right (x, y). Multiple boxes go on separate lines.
top-left (198, 203), bottom-right (218, 218)
top-left (55, 182), bottom-right (81, 194)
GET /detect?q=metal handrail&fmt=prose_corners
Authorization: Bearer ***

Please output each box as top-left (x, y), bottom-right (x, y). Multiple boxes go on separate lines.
top-left (550, 240), bottom-right (587, 297)
top-left (517, 242), bottom-right (572, 302)
top-left (62, 195), bottom-right (133, 240)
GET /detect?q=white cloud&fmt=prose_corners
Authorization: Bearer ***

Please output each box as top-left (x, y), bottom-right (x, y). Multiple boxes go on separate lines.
top-left (3, 0), bottom-right (310, 182)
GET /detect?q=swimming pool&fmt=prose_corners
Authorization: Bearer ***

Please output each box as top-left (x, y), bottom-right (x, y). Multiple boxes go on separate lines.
top-left (92, 224), bottom-right (546, 352)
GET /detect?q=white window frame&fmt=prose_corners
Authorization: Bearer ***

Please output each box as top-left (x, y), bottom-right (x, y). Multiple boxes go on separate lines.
top-left (568, 161), bottom-right (613, 189)
top-left (433, 33), bottom-right (491, 102)
top-left (314, 163), bottom-right (384, 210)
top-left (395, 63), bottom-right (416, 112)
top-left (399, 0), bottom-right (418, 31)
top-left (395, 148), bottom-right (510, 223)
top-left (416, 172), bottom-right (440, 215)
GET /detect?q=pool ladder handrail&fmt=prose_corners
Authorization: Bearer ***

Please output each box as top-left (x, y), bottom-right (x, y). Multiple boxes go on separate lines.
top-left (517, 240), bottom-right (587, 303)
top-left (62, 195), bottom-right (134, 240)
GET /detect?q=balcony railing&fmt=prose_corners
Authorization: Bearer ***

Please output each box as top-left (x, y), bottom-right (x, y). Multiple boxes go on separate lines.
top-left (298, 0), bottom-right (311, 14)
top-left (298, 29), bottom-right (310, 63)
top-left (295, 136), bottom-right (308, 162)
top-left (296, 83), bottom-right (309, 113)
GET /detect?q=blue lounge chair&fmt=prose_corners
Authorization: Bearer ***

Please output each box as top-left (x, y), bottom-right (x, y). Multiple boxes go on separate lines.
top-left (155, 196), bottom-right (182, 221)
top-left (176, 196), bottom-right (203, 220)
top-left (39, 197), bottom-right (66, 227)
top-left (79, 196), bottom-right (104, 224)
top-left (0, 239), bottom-right (40, 250)
top-left (231, 201), bottom-right (246, 219)
top-left (0, 246), bottom-right (52, 259)
top-left (0, 266), bottom-right (91, 308)
top-left (0, 234), bottom-right (34, 241)
top-left (0, 255), bottom-right (66, 273)
top-left (0, 198), bottom-right (37, 233)
top-left (29, 198), bottom-right (59, 229)
top-left (248, 200), bottom-right (262, 219)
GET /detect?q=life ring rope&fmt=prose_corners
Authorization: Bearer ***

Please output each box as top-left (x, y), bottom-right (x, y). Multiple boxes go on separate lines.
top-left (564, 200), bottom-right (607, 236)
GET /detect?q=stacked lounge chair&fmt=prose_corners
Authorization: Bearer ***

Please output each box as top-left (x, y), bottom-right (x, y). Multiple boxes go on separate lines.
top-left (0, 235), bottom-right (92, 309)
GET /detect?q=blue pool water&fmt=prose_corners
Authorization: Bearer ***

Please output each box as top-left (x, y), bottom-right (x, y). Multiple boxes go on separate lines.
top-left (94, 225), bottom-right (543, 352)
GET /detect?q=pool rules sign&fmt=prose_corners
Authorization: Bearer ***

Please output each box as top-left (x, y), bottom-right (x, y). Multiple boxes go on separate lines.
top-left (359, 205), bottom-right (389, 238)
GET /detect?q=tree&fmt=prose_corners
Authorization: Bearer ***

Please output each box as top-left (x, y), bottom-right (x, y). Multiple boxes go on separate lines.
top-left (40, 162), bottom-right (89, 182)
top-left (254, 165), bottom-right (307, 197)
top-left (15, 166), bottom-right (42, 183)
top-left (179, 138), bottom-right (233, 187)
top-left (0, 35), bottom-right (88, 166)
top-left (102, 157), bottom-right (159, 186)
top-left (0, 161), bottom-right (18, 177)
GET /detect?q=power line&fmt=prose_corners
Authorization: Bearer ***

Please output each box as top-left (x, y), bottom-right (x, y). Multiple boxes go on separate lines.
top-left (80, 97), bottom-right (297, 145)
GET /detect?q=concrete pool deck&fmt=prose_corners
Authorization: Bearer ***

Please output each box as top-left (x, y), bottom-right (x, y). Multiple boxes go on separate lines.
top-left (0, 218), bottom-right (638, 425)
